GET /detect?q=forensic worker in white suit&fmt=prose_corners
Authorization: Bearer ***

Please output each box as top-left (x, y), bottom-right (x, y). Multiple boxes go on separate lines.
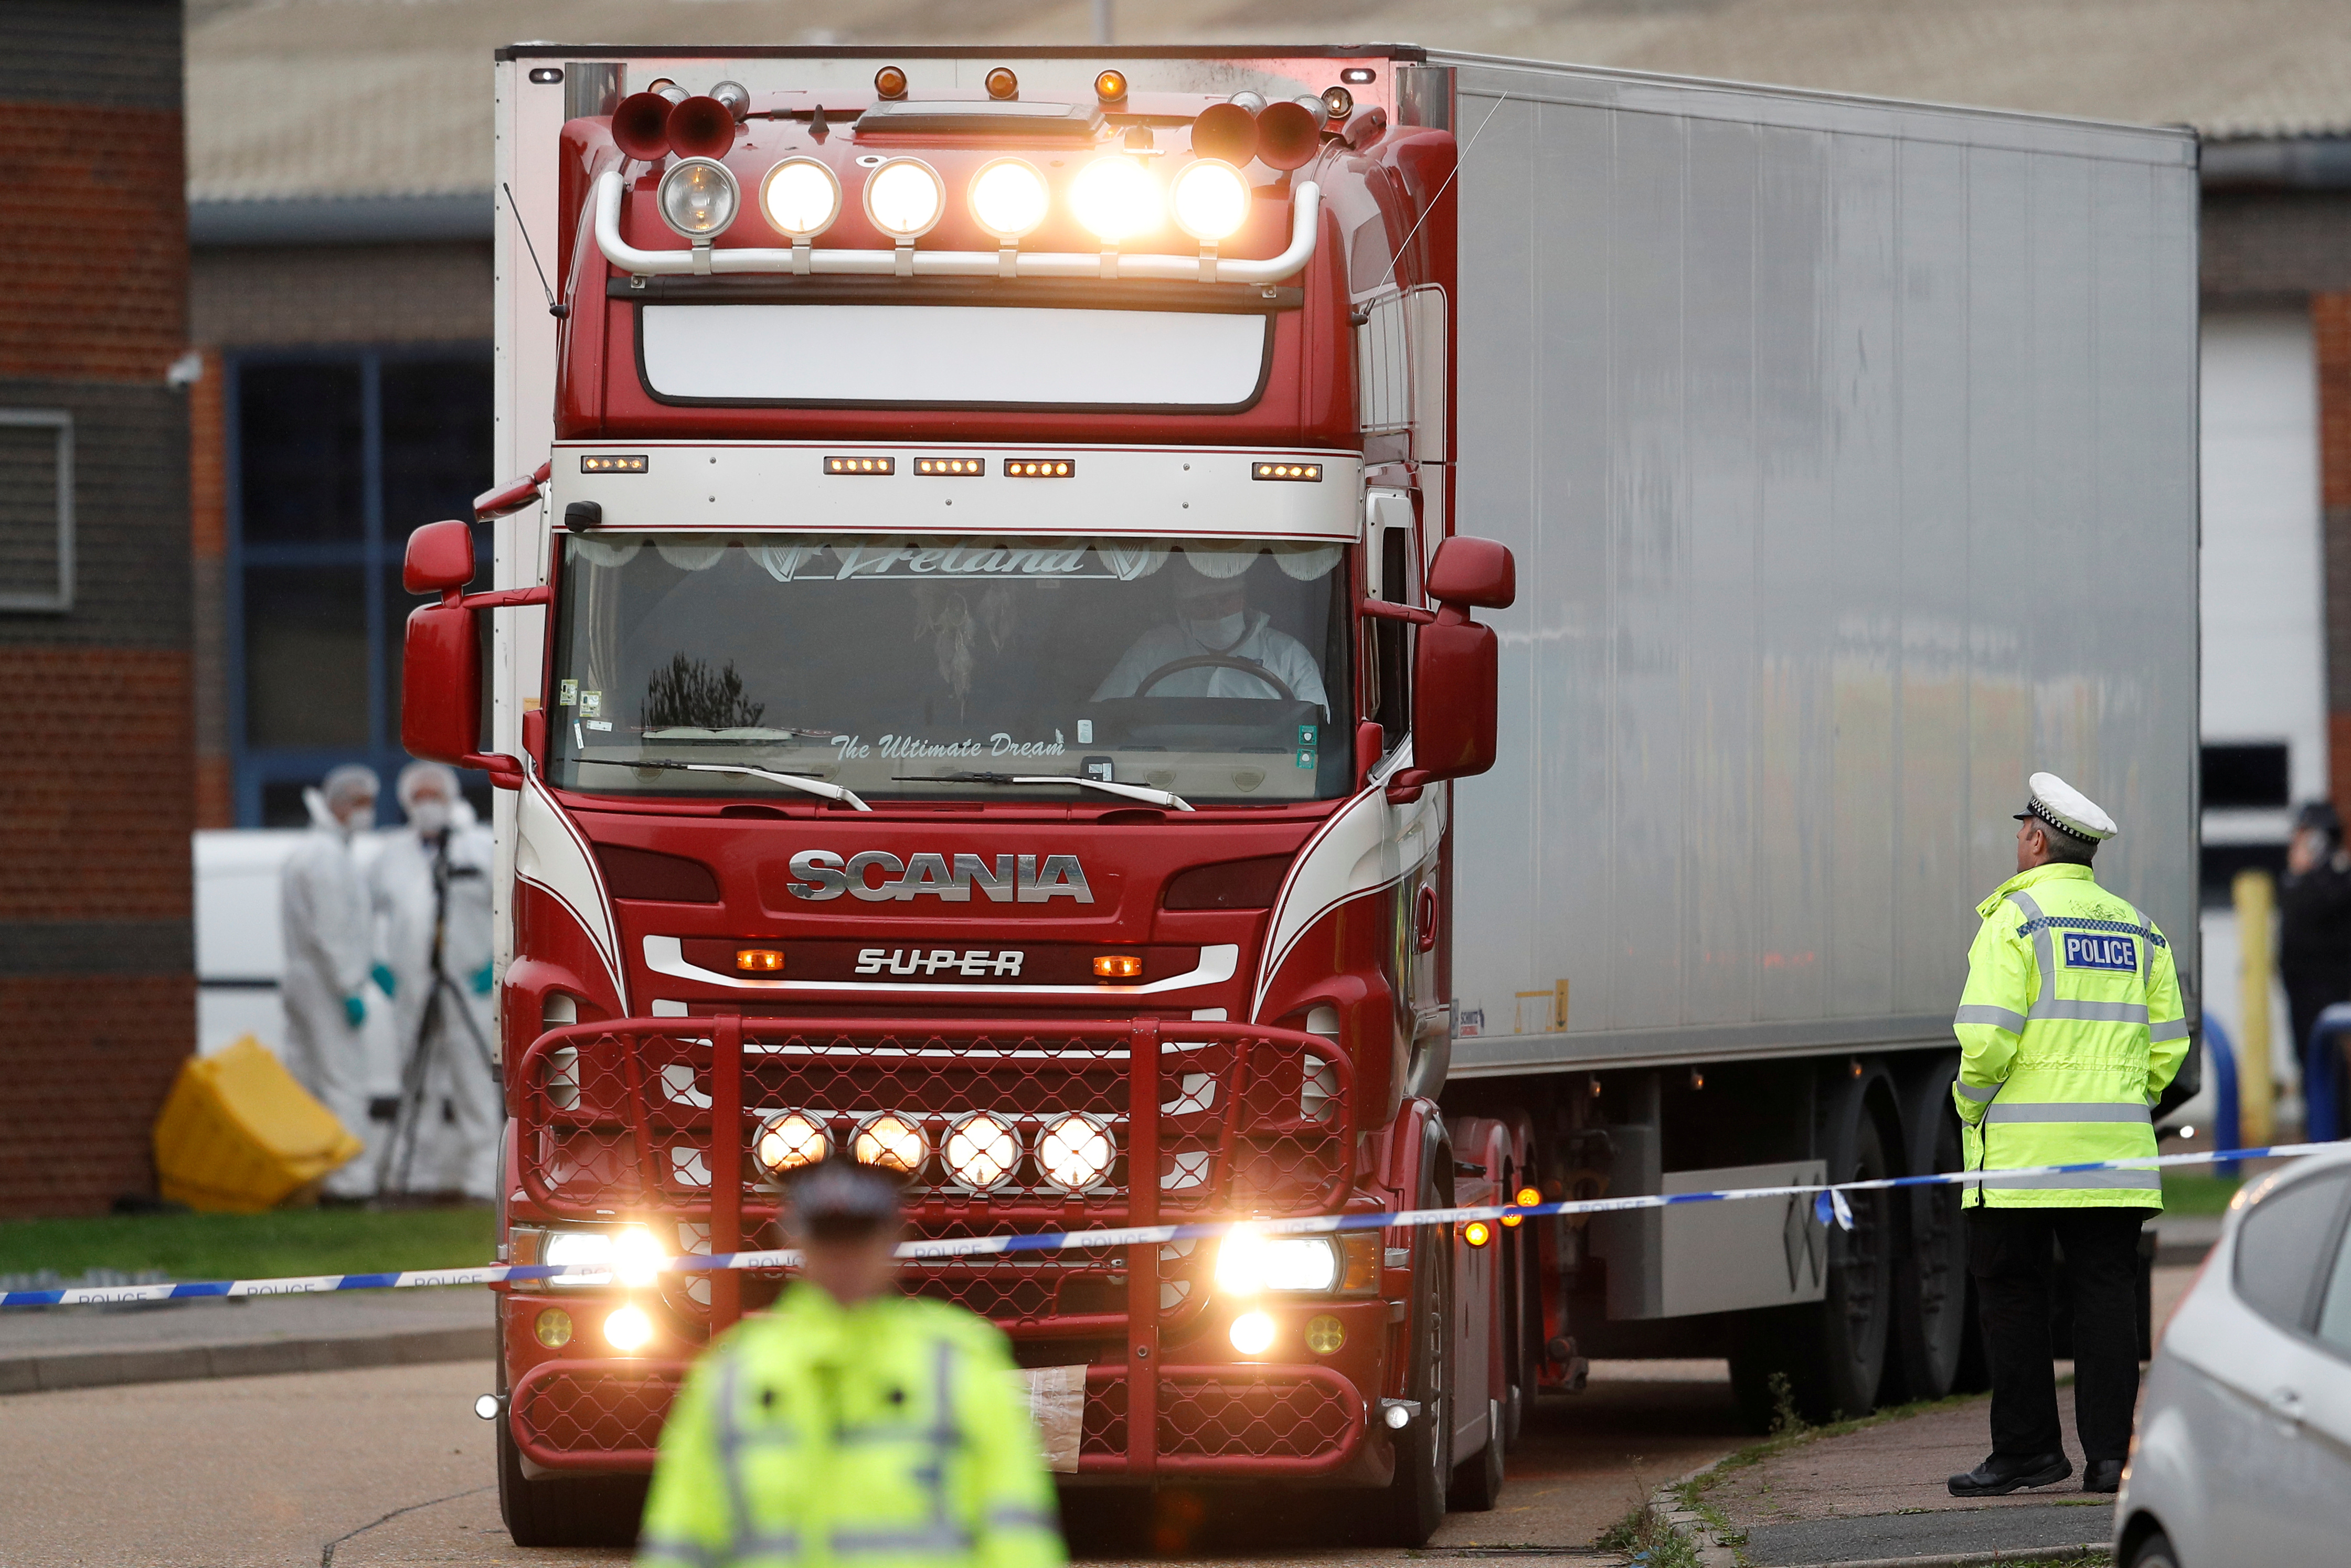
top-left (368, 761), bottom-right (502, 1200)
top-left (279, 763), bottom-right (381, 1199)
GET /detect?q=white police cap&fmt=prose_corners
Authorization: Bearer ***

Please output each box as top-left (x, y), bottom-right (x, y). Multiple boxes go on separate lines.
top-left (2015, 771), bottom-right (2116, 844)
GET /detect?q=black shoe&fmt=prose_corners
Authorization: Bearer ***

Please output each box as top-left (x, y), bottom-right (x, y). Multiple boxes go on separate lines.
top-left (1948, 1452), bottom-right (2072, 1497)
top-left (2083, 1458), bottom-right (2124, 1494)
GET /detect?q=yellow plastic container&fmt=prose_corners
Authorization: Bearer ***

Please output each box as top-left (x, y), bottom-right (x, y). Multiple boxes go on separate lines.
top-left (153, 1037), bottom-right (363, 1212)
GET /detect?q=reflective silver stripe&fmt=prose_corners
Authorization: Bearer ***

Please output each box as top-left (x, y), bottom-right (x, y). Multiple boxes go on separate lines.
top-left (2008, 892), bottom-right (2057, 1009)
top-left (1955, 1079), bottom-right (2002, 1103)
top-left (638, 1539), bottom-right (722, 1568)
top-left (1983, 1101), bottom-right (2153, 1125)
top-left (1955, 1004), bottom-right (2028, 1033)
top-left (1978, 1167), bottom-right (2163, 1190)
top-left (834, 1525), bottom-right (975, 1555)
top-left (2033, 1000), bottom-right (2150, 1025)
top-left (987, 1506), bottom-right (1060, 1532)
top-left (2151, 1018), bottom-right (2190, 1043)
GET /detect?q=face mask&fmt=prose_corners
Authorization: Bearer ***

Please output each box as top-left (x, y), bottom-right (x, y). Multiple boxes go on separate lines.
top-left (409, 799), bottom-right (451, 836)
top-left (338, 807), bottom-right (374, 838)
top-left (1182, 611), bottom-right (1247, 650)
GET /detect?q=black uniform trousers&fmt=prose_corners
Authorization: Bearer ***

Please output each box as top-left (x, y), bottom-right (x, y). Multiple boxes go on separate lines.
top-left (1967, 1205), bottom-right (2153, 1463)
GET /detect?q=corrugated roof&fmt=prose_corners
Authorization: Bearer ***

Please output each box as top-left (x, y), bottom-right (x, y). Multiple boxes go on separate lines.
top-left (189, 0), bottom-right (2351, 205)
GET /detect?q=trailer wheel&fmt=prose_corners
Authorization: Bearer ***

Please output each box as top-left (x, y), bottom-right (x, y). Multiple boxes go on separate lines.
top-left (1730, 1068), bottom-right (1897, 1425)
top-left (1887, 1053), bottom-right (1969, 1403)
top-left (496, 1391), bottom-right (646, 1547)
top-left (1381, 1212), bottom-right (1453, 1543)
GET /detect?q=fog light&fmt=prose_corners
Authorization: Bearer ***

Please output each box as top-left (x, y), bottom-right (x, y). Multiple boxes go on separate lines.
top-left (1305, 1314), bottom-right (1345, 1354)
top-left (612, 1225), bottom-right (664, 1288)
top-left (1038, 1113), bottom-right (1113, 1191)
top-left (534, 1308), bottom-right (572, 1348)
top-left (604, 1304), bottom-right (654, 1352)
top-left (853, 1112), bottom-right (929, 1175)
top-left (755, 1111), bottom-right (829, 1176)
top-left (657, 157), bottom-right (740, 239)
top-left (474, 1393), bottom-right (500, 1419)
top-left (1230, 1310), bottom-right (1276, 1356)
top-left (943, 1112), bottom-right (1019, 1190)
top-left (1384, 1401), bottom-right (1411, 1430)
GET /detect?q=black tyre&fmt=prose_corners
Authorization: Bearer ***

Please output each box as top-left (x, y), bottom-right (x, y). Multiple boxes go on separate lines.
top-left (496, 1396), bottom-right (647, 1548)
top-left (2126, 1529), bottom-right (2178, 1568)
top-left (1887, 1054), bottom-right (1969, 1403)
top-left (1728, 1068), bottom-right (1898, 1425)
top-left (1381, 1214), bottom-right (1453, 1544)
top-left (1448, 1396), bottom-right (1504, 1511)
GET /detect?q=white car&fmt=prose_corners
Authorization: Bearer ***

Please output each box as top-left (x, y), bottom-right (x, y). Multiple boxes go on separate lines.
top-left (2118, 1145), bottom-right (2351, 1566)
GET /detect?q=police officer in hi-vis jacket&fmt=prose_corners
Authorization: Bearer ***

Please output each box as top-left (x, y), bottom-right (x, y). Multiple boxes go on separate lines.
top-left (1946, 773), bottom-right (2189, 1499)
top-left (637, 1158), bottom-right (1066, 1568)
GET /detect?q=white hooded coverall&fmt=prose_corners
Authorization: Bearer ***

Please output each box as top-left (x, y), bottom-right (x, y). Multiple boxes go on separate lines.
top-left (279, 791), bottom-right (379, 1198)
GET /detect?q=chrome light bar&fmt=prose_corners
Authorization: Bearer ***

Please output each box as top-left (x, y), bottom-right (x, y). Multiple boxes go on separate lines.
top-left (592, 167), bottom-right (1321, 285)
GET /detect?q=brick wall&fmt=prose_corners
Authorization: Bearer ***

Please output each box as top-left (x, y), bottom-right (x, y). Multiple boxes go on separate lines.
top-left (0, 0), bottom-right (192, 1217)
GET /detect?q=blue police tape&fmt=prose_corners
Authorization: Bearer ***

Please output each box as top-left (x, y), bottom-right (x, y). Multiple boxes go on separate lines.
top-left (4, 1138), bottom-right (2336, 1309)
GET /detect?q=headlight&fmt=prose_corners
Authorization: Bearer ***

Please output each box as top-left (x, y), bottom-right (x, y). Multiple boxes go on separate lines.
top-left (1070, 155), bottom-right (1163, 243)
top-left (943, 1111), bottom-right (1019, 1190)
top-left (754, 1110), bottom-right (829, 1177)
top-left (760, 157), bottom-right (841, 239)
top-left (1214, 1231), bottom-right (1341, 1295)
top-left (542, 1228), bottom-right (615, 1286)
top-left (611, 1224), bottom-right (664, 1288)
top-left (969, 157), bottom-right (1051, 241)
top-left (1172, 159), bottom-right (1250, 242)
top-left (864, 157), bottom-right (945, 240)
top-left (852, 1111), bottom-right (929, 1175)
top-left (1037, 1113), bottom-right (1113, 1191)
top-left (657, 157), bottom-right (740, 239)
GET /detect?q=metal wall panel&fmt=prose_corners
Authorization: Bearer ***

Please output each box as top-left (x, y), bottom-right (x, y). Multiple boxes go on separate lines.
top-left (1441, 57), bottom-right (2200, 1073)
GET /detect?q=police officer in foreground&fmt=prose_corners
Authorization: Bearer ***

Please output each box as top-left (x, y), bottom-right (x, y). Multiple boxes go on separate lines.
top-left (1948, 774), bottom-right (2189, 1499)
top-left (637, 1158), bottom-right (1067, 1568)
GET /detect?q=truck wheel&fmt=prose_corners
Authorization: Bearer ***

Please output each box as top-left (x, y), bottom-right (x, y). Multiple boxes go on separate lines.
top-left (1449, 1397), bottom-right (1504, 1511)
top-left (1888, 1053), bottom-right (1969, 1403)
top-left (496, 1402), bottom-right (646, 1548)
top-left (1381, 1222), bottom-right (1453, 1544)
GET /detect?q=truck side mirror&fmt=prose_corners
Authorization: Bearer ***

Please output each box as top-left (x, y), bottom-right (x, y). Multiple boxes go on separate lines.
top-left (1388, 537), bottom-right (1515, 803)
top-left (400, 520), bottom-right (528, 789)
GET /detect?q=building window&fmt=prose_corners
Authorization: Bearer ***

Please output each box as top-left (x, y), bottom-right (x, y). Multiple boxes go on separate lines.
top-left (2203, 742), bottom-right (2292, 810)
top-left (0, 409), bottom-right (73, 613)
top-left (229, 345), bottom-right (492, 826)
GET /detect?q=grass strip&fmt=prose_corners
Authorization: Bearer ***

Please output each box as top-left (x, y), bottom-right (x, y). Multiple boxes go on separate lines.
top-left (0, 1206), bottom-right (495, 1285)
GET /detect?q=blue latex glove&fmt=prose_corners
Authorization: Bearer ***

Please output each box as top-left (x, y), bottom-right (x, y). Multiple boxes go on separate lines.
top-left (342, 993), bottom-right (367, 1028)
top-left (370, 963), bottom-right (398, 999)
top-left (470, 962), bottom-right (495, 997)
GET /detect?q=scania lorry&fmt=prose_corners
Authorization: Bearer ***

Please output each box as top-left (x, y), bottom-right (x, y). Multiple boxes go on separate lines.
top-left (411, 42), bottom-right (2198, 1546)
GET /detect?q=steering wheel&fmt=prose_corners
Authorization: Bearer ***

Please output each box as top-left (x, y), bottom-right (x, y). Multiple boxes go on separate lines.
top-left (1133, 654), bottom-right (1298, 702)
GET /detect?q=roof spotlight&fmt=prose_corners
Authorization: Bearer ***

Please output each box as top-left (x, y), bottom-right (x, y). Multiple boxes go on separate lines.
top-left (656, 157), bottom-right (740, 239)
top-left (985, 67), bottom-right (1020, 101)
top-left (761, 156), bottom-right (842, 239)
top-left (1070, 154), bottom-right (1164, 243)
top-left (1320, 85), bottom-right (1354, 120)
top-left (864, 157), bottom-right (945, 240)
top-left (969, 157), bottom-right (1050, 241)
top-left (852, 1111), bottom-right (929, 1175)
top-left (1173, 158), bottom-right (1251, 242)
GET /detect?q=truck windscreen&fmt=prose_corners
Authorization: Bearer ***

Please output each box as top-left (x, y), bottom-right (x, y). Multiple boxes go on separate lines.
top-left (547, 534), bottom-right (1357, 804)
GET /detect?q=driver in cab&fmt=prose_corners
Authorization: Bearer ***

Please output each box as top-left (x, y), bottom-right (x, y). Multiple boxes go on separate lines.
top-left (1092, 561), bottom-right (1328, 711)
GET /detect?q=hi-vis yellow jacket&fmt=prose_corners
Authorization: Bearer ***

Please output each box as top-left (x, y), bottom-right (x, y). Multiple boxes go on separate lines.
top-left (637, 1284), bottom-right (1065, 1568)
top-left (1951, 863), bottom-right (2189, 1209)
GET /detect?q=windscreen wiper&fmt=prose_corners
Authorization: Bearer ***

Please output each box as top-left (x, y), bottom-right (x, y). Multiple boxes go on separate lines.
top-left (633, 758), bottom-right (871, 812)
top-left (896, 771), bottom-right (1194, 812)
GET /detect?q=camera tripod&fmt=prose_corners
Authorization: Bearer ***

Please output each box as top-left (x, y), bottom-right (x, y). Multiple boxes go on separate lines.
top-left (373, 830), bottom-right (499, 1198)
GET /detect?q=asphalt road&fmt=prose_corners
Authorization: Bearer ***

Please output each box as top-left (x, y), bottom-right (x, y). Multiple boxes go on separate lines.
top-left (0, 1358), bottom-right (1747, 1567)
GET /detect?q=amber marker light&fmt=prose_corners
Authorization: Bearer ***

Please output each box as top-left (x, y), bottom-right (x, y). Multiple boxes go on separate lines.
top-left (914, 457), bottom-right (987, 475)
top-left (1094, 69), bottom-right (1129, 104)
top-left (1003, 458), bottom-right (1075, 477)
top-left (985, 67), bottom-right (1020, 101)
top-left (874, 65), bottom-right (909, 100)
top-left (1253, 462), bottom-right (1323, 482)
top-left (1504, 1185), bottom-right (1541, 1226)
top-left (1092, 954), bottom-right (1143, 979)
top-left (826, 456), bottom-right (896, 475)
top-left (1462, 1220), bottom-right (1493, 1247)
top-left (736, 948), bottom-right (784, 973)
